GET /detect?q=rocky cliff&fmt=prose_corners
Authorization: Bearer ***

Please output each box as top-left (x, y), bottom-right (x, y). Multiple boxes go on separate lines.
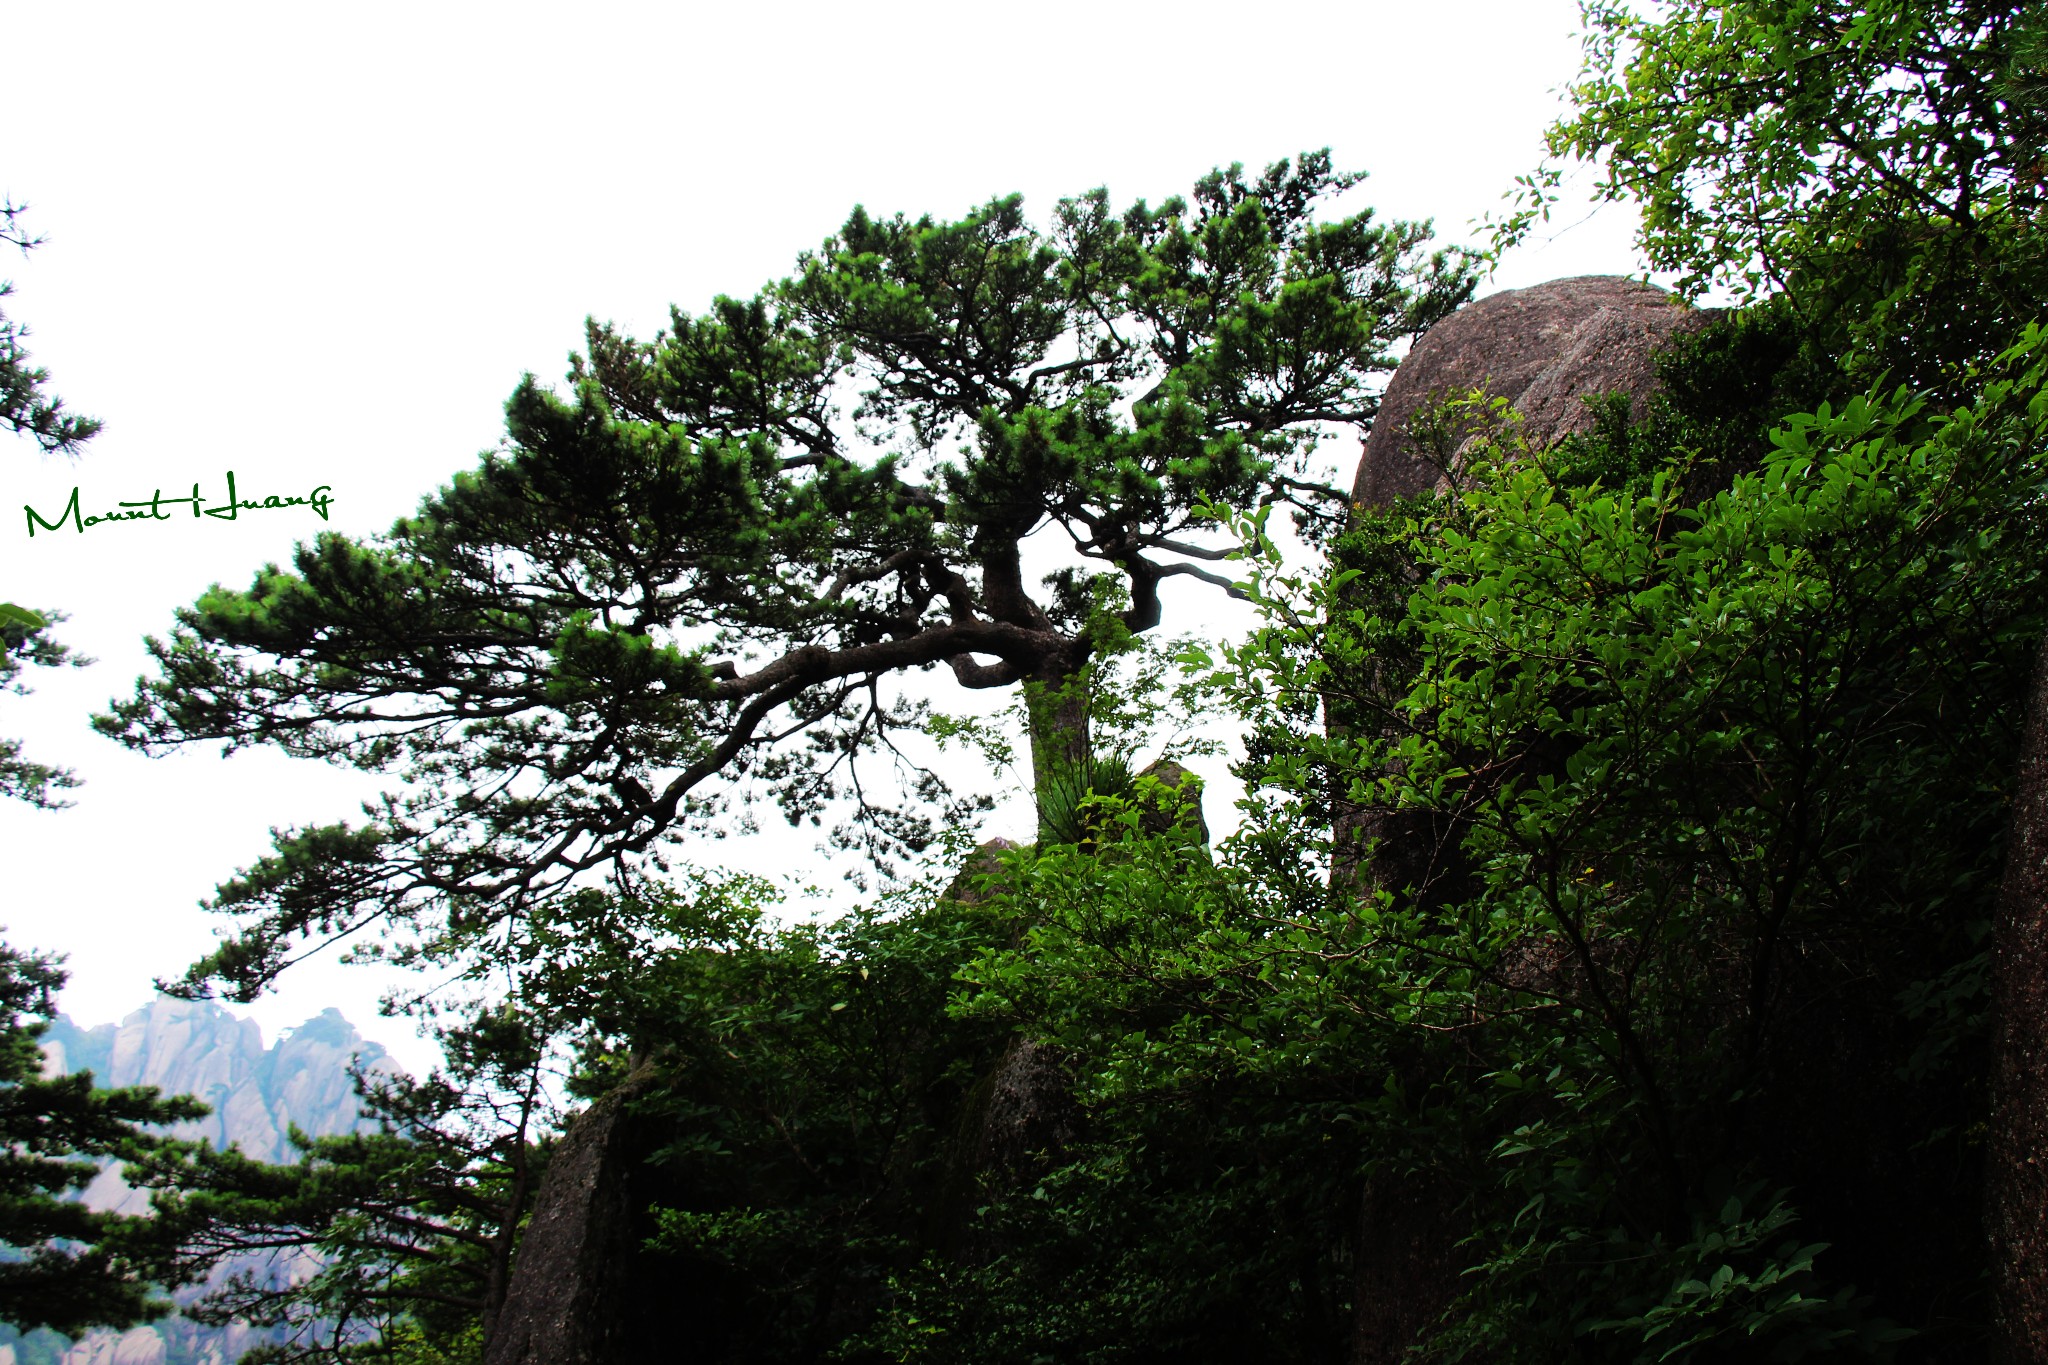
top-left (1340, 277), bottom-right (1711, 1364)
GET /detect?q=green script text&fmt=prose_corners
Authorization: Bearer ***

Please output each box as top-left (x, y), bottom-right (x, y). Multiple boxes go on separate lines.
top-left (25, 472), bottom-right (334, 538)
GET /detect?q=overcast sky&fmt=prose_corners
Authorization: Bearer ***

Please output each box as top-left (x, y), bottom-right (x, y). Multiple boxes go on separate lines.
top-left (0, 0), bottom-right (1645, 1075)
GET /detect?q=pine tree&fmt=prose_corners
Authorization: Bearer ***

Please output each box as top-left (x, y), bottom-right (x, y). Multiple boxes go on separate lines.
top-left (0, 198), bottom-right (99, 457)
top-left (0, 944), bottom-right (205, 1334)
top-left (127, 1006), bottom-right (554, 1364)
top-left (0, 196), bottom-right (94, 804)
top-left (98, 152), bottom-right (1475, 1001)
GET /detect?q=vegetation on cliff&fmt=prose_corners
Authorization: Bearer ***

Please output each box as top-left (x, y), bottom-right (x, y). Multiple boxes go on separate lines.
top-left (7, 0), bottom-right (2046, 1360)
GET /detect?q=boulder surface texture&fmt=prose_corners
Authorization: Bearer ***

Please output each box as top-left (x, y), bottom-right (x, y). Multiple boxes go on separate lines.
top-left (1351, 275), bottom-right (1710, 508)
top-left (484, 1079), bottom-right (661, 1365)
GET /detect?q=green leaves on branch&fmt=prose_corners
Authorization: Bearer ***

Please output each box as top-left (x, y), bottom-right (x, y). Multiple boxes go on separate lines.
top-left (0, 605), bottom-right (81, 808)
top-left (1515, 0), bottom-right (2048, 386)
top-left (0, 603), bottom-right (46, 639)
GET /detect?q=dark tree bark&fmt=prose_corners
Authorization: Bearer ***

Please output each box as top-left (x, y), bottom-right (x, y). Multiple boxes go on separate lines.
top-left (1348, 1173), bottom-right (1457, 1365)
top-left (1991, 631), bottom-right (2048, 1363)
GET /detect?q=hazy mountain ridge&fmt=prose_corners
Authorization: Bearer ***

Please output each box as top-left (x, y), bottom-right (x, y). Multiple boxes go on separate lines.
top-left (1, 999), bottom-right (400, 1365)
top-left (45, 999), bottom-right (398, 1171)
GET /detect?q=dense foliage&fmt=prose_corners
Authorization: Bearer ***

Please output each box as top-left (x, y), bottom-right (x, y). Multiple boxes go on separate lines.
top-left (11, 2), bottom-right (2048, 1360)
top-left (1244, 339), bottom-right (2046, 1358)
top-left (1509, 0), bottom-right (2047, 387)
top-left (574, 875), bottom-right (1016, 1362)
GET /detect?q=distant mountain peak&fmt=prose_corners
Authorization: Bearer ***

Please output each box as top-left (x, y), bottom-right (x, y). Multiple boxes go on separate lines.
top-left (18, 1001), bottom-right (407, 1363)
top-left (42, 997), bottom-right (401, 1175)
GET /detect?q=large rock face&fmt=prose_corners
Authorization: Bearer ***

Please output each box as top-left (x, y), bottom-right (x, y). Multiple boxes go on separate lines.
top-left (1336, 275), bottom-right (1716, 897)
top-left (1351, 275), bottom-right (1711, 508)
top-left (974, 1038), bottom-right (1080, 1177)
top-left (1990, 633), bottom-right (2048, 1356)
top-left (483, 1080), bottom-right (665, 1365)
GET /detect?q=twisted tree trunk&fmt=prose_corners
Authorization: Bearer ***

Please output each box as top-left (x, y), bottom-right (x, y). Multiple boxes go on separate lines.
top-left (1023, 649), bottom-right (1094, 843)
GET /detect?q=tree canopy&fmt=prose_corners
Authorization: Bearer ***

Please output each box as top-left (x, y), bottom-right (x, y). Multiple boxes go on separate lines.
top-left (1, 196), bottom-right (93, 804)
top-left (1508, 0), bottom-right (2048, 385)
top-left (1, 197), bottom-right (99, 458)
top-left (99, 152), bottom-right (1475, 1002)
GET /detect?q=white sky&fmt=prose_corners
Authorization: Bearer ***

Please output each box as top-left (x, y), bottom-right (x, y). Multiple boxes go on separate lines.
top-left (0, 0), bottom-right (1644, 1075)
